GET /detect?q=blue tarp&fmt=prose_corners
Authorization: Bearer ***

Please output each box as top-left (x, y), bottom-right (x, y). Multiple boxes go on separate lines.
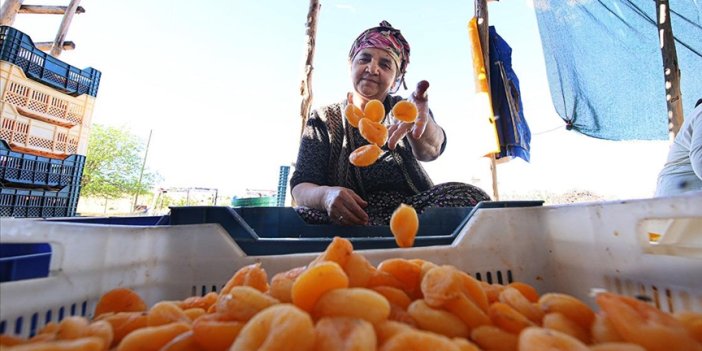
top-left (489, 26), bottom-right (532, 162)
top-left (534, 0), bottom-right (702, 140)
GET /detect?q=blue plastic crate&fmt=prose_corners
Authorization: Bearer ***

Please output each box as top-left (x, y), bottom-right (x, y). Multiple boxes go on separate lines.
top-left (47, 201), bottom-right (543, 255)
top-left (0, 141), bottom-right (85, 190)
top-left (0, 184), bottom-right (81, 218)
top-left (0, 243), bottom-right (51, 283)
top-left (167, 201), bottom-right (543, 255)
top-left (0, 26), bottom-right (101, 97)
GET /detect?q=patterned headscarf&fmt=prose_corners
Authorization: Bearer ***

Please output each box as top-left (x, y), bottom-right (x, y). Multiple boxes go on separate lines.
top-left (348, 20), bottom-right (410, 75)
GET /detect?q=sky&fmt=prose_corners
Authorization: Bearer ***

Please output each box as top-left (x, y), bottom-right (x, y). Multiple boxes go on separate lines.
top-left (10, 0), bottom-right (672, 201)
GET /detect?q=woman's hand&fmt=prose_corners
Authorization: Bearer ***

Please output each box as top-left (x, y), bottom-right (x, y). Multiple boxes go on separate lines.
top-left (323, 186), bottom-right (369, 225)
top-left (387, 80), bottom-right (444, 161)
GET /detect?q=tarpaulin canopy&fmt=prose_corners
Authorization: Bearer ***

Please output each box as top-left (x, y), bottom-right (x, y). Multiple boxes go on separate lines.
top-left (534, 0), bottom-right (702, 140)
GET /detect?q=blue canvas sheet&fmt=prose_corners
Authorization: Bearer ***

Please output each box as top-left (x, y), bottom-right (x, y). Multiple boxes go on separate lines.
top-left (534, 0), bottom-right (702, 140)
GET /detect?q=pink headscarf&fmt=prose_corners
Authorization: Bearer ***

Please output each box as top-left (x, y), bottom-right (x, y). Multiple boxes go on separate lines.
top-left (348, 20), bottom-right (411, 75)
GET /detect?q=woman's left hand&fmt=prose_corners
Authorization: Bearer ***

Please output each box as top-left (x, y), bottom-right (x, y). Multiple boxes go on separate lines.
top-left (387, 80), bottom-right (432, 149)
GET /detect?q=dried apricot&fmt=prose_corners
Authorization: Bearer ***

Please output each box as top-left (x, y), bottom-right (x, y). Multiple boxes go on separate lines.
top-left (86, 320), bottom-right (114, 349)
top-left (371, 286), bottom-right (412, 310)
top-left (452, 338), bottom-right (482, 351)
top-left (470, 325), bottom-right (518, 351)
top-left (518, 327), bottom-right (589, 351)
top-left (377, 258), bottom-right (422, 295)
top-left (314, 317), bottom-right (376, 351)
top-left (192, 314), bottom-right (244, 351)
top-left (543, 312), bottom-right (590, 344)
top-left (499, 286), bottom-right (544, 324)
top-left (161, 330), bottom-right (204, 351)
top-left (94, 288), bottom-right (147, 318)
top-left (391, 100), bottom-right (418, 123)
top-left (595, 291), bottom-right (700, 351)
top-left (313, 287), bottom-right (390, 324)
top-left (291, 261), bottom-right (349, 312)
top-left (183, 308), bottom-right (206, 321)
top-left (344, 104), bottom-right (364, 128)
top-left (269, 266), bottom-right (305, 303)
top-left (116, 322), bottom-right (190, 351)
top-left (591, 313), bottom-right (624, 343)
top-left (221, 263), bottom-right (269, 294)
top-left (379, 329), bottom-right (460, 351)
top-left (539, 293), bottom-right (595, 330)
top-left (359, 118), bottom-right (388, 146)
top-left (364, 99), bottom-right (385, 123)
top-left (343, 252), bottom-right (376, 288)
top-left (507, 281), bottom-right (540, 303)
top-left (374, 320), bottom-right (414, 346)
top-left (407, 299), bottom-right (470, 338)
top-left (215, 286), bottom-right (279, 322)
top-left (230, 304), bottom-right (315, 351)
top-left (489, 302), bottom-right (535, 334)
top-left (443, 293), bottom-right (491, 330)
top-left (55, 316), bottom-right (89, 340)
top-left (389, 203), bottom-right (418, 248)
top-left (309, 236), bottom-right (354, 268)
top-left (147, 301), bottom-right (190, 326)
top-left (349, 144), bottom-right (383, 167)
top-left (95, 311), bottom-right (148, 347)
top-left (589, 343), bottom-right (647, 351)
top-left (178, 292), bottom-right (218, 311)
top-left (4, 337), bottom-right (105, 351)
top-left (0, 334), bottom-right (27, 346)
top-left (674, 311), bottom-right (702, 343)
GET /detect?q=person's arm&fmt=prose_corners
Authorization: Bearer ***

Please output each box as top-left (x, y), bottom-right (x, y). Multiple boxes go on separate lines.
top-left (292, 183), bottom-right (368, 225)
top-left (387, 80), bottom-right (446, 161)
top-left (690, 108), bottom-right (702, 180)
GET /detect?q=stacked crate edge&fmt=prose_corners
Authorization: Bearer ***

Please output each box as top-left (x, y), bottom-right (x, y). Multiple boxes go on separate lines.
top-left (1, 63), bottom-right (94, 158)
top-left (0, 26), bottom-right (101, 98)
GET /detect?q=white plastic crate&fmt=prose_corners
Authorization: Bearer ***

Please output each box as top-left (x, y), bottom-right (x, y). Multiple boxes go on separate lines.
top-left (0, 194), bottom-right (701, 338)
top-left (0, 62), bottom-right (96, 128)
top-left (0, 101), bottom-right (90, 157)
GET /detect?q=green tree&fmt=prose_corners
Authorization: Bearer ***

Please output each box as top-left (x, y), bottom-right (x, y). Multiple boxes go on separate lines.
top-left (81, 124), bottom-right (159, 201)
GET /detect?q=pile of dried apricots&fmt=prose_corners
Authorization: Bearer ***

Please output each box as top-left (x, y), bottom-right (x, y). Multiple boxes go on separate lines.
top-left (1, 236), bottom-right (701, 350)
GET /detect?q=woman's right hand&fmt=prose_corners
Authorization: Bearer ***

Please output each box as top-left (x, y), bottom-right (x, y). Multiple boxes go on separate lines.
top-left (324, 186), bottom-right (369, 225)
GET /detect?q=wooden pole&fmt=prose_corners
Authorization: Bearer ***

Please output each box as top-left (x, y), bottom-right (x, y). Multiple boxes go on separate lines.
top-left (299, 0), bottom-right (321, 137)
top-left (0, 0), bottom-right (23, 26)
top-left (655, 0), bottom-right (684, 139)
top-left (36, 41), bottom-right (75, 51)
top-left (50, 0), bottom-right (81, 57)
top-left (19, 5), bottom-right (85, 15)
top-left (474, 0), bottom-right (499, 200)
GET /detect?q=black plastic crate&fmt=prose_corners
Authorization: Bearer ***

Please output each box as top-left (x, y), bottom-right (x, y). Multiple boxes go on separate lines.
top-left (0, 184), bottom-right (81, 218)
top-left (0, 141), bottom-right (85, 190)
top-left (0, 26), bottom-right (101, 97)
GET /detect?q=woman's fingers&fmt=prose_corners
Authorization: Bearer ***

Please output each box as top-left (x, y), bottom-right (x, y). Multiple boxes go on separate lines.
top-left (387, 122), bottom-right (413, 150)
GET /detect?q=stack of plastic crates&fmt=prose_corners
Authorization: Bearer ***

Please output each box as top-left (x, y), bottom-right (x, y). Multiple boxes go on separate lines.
top-left (0, 26), bottom-right (101, 217)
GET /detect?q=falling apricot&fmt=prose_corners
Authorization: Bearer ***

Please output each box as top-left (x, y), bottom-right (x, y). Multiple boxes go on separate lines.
top-left (359, 118), bottom-right (389, 146)
top-left (392, 100), bottom-right (418, 123)
top-left (349, 144), bottom-right (383, 167)
top-left (390, 203), bottom-right (419, 248)
top-left (344, 104), bottom-right (364, 128)
top-left (364, 99), bottom-right (385, 122)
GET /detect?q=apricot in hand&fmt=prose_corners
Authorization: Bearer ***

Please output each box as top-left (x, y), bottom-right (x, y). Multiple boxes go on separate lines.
top-left (392, 101), bottom-right (418, 123)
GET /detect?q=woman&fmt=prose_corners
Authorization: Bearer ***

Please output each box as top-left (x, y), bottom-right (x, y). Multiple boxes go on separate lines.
top-left (290, 21), bottom-right (490, 226)
top-left (655, 99), bottom-right (702, 197)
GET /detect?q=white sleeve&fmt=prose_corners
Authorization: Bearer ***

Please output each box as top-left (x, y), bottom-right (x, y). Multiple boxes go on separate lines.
top-left (690, 107), bottom-right (702, 180)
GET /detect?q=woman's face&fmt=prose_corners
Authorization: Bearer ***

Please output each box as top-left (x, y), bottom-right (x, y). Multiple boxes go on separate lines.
top-left (350, 47), bottom-right (398, 101)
